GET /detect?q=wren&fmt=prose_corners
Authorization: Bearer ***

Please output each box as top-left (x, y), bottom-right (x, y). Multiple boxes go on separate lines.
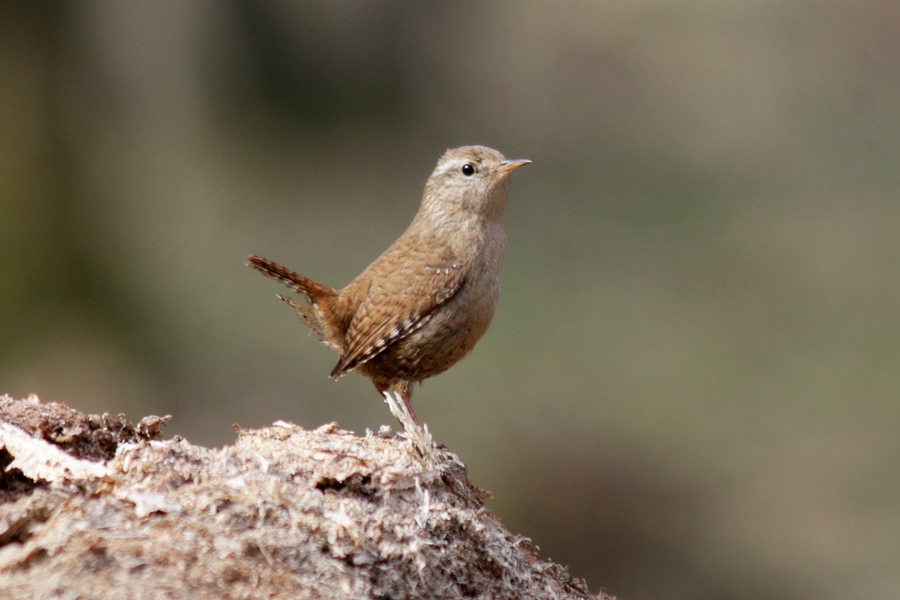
top-left (247, 145), bottom-right (530, 436)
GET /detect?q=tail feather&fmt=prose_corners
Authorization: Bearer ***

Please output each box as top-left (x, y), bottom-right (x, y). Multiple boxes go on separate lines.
top-left (246, 254), bottom-right (337, 301)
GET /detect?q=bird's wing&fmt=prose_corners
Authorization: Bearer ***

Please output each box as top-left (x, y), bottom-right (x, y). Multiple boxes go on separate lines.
top-left (330, 247), bottom-right (465, 379)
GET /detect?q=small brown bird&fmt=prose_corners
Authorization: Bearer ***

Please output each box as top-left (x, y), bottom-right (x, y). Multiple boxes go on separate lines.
top-left (247, 145), bottom-right (530, 435)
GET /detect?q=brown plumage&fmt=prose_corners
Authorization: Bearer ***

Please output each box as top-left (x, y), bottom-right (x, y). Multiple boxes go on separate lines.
top-left (247, 145), bottom-right (530, 432)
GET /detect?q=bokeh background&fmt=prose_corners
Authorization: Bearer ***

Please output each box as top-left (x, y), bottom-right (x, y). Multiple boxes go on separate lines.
top-left (2, 2), bottom-right (899, 598)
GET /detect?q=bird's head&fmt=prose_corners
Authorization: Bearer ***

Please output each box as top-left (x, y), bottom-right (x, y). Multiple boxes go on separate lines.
top-left (421, 145), bottom-right (530, 221)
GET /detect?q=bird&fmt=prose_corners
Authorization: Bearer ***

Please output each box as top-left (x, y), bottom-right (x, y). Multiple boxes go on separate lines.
top-left (247, 145), bottom-right (530, 438)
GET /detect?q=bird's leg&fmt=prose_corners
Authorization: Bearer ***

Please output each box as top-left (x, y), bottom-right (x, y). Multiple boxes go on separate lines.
top-left (376, 382), bottom-right (418, 432)
top-left (376, 381), bottom-right (433, 457)
top-left (394, 381), bottom-right (422, 428)
top-left (394, 381), bottom-right (434, 456)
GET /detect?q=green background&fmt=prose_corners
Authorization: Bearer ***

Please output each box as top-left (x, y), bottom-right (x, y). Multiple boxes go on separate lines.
top-left (2, 3), bottom-right (898, 598)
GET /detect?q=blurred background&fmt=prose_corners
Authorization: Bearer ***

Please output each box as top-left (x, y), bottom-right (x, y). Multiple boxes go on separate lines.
top-left (2, 1), bottom-right (899, 598)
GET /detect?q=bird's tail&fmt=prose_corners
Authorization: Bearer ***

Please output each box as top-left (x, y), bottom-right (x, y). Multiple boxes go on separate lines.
top-left (245, 254), bottom-right (337, 302)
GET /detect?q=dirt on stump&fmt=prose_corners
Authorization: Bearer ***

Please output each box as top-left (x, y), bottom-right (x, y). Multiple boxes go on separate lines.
top-left (0, 395), bottom-right (611, 600)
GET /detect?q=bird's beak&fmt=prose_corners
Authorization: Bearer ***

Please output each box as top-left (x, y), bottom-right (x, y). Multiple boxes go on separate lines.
top-left (497, 158), bottom-right (532, 174)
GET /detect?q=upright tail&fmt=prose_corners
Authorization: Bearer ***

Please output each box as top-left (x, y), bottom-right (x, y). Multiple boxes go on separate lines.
top-left (246, 254), bottom-right (337, 302)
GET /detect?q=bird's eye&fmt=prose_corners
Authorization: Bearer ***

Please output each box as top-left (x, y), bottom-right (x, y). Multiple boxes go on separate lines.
top-left (461, 163), bottom-right (475, 176)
